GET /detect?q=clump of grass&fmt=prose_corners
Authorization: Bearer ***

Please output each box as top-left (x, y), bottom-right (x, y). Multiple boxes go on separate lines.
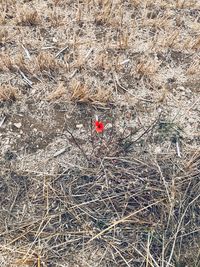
top-left (0, 10), bottom-right (6, 25)
top-left (46, 83), bottom-right (67, 101)
top-left (186, 58), bottom-right (200, 76)
top-left (0, 53), bottom-right (13, 71)
top-left (15, 5), bottom-right (40, 26)
top-left (52, 0), bottom-right (62, 5)
top-left (47, 9), bottom-right (67, 27)
top-left (94, 52), bottom-right (115, 71)
top-left (142, 13), bottom-right (172, 30)
top-left (117, 30), bottom-right (129, 50)
top-left (46, 82), bottom-right (112, 105)
top-left (70, 81), bottom-right (112, 106)
top-left (135, 56), bottom-right (161, 77)
top-left (0, 84), bottom-right (18, 101)
top-left (36, 52), bottom-right (61, 72)
top-left (0, 28), bottom-right (8, 44)
top-left (152, 31), bottom-right (180, 51)
top-left (94, 1), bottom-right (113, 26)
top-left (0, 53), bottom-right (27, 72)
top-left (130, 0), bottom-right (141, 7)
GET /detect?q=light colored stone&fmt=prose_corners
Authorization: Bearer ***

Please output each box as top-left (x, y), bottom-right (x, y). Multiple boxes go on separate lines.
top-left (13, 122), bottom-right (22, 129)
top-left (76, 124), bottom-right (83, 129)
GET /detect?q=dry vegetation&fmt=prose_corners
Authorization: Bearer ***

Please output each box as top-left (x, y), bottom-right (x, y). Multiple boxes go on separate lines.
top-left (0, 84), bottom-right (18, 101)
top-left (0, 0), bottom-right (200, 266)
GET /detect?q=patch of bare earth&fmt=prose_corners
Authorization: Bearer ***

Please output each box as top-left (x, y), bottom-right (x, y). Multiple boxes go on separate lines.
top-left (0, 0), bottom-right (199, 266)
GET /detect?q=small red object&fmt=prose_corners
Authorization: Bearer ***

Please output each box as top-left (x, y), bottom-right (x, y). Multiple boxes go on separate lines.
top-left (95, 121), bottom-right (104, 133)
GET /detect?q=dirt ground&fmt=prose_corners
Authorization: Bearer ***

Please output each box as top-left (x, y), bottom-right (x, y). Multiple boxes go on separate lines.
top-left (0, 0), bottom-right (200, 266)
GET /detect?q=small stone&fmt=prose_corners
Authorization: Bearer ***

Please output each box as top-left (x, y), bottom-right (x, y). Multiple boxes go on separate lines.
top-left (13, 122), bottom-right (22, 129)
top-left (76, 124), bottom-right (83, 129)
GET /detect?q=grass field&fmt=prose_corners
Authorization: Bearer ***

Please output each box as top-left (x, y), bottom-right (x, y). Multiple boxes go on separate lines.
top-left (0, 0), bottom-right (200, 266)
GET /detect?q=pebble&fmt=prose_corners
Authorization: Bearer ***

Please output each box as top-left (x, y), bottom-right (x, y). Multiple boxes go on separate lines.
top-left (13, 122), bottom-right (22, 129)
top-left (76, 124), bottom-right (83, 129)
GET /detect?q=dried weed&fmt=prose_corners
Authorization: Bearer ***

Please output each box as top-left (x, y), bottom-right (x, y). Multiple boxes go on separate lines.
top-left (46, 83), bottom-right (67, 101)
top-left (0, 0), bottom-right (200, 266)
top-left (0, 53), bottom-right (27, 72)
top-left (0, 84), bottom-right (18, 101)
top-left (36, 52), bottom-right (61, 72)
top-left (47, 9), bottom-right (67, 27)
top-left (0, 53), bottom-right (14, 71)
top-left (0, 28), bottom-right (8, 44)
top-left (15, 5), bottom-right (41, 26)
top-left (186, 59), bottom-right (200, 76)
top-left (135, 56), bottom-right (161, 77)
top-left (0, 10), bottom-right (6, 25)
top-left (70, 81), bottom-right (112, 106)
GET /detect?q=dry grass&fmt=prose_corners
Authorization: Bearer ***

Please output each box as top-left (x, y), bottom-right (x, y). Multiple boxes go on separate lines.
top-left (135, 56), bottom-right (161, 77)
top-left (0, 0), bottom-right (200, 266)
top-left (15, 5), bottom-right (41, 26)
top-left (186, 58), bottom-right (200, 76)
top-left (46, 83), bottom-right (67, 101)
top-left (70, 81), bottom-right (112, 106)
top-left (0, 84), bottom-right (18, 101)
top-left (0, 28), bottom-right (8, 43)
top-left (47, 9), bottom-right (67, 27)
top-left (36, 52), bottom-right (61, 73)
top-left (0, 53), bottom-right (27, 73)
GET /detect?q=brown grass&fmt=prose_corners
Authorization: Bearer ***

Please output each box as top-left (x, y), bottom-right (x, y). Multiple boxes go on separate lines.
top-left (0, 53), bottom-right (27, 72)
top-left (15, 5), bottom-right (40, 26)
top-left (0, 1), bottom-right (200, 267)
top-left (47, 9), bottom-right (67, 27)
top-left (0, 28), bottom-right (8, 44)
top-left (46, 83), bottom-right (67, 101)
top-left (36, 52), bottom-right (61, 72)
top-left (70, 81), bottom-right (112, 106)
top-left (0, 84), bottom-right (18, 101)
top-left (0, 53), bottom-right (13, 71)
top-left (135, 56), bottom-right (161, 77)
top-left (0, 11), bottom-right (6, 25)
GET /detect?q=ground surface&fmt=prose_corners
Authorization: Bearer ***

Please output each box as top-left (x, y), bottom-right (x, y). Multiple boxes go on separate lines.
top-left (0, 0), bottom-right (200, 266)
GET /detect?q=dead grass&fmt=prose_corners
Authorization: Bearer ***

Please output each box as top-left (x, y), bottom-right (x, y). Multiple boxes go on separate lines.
top-left (135, 56), bottom-right (161, 77)
top-left (36, 52), bottom-right (61, 72)
top-left (0, 53), bottom-right (27, 73)
top-left (0, 11), bottom-right (6, 25)
top-left (186, 59), bottom-right (200, 76)
top-left (0, 0), bottom-right (200, 266)
top-left (0, 53), bottom-right (13, 71)
top-left (0, 84), bottom-right (18, 101)
top-left (0, 28), bottom-right (8, 44)
top-left (1, 142), bottom-right (199, 267)
top-left (70, 81), bottom-right (112, 106)
top-left (15, 5), bottom-right (41, 26)
top-left (47, 9), bottom-right (67, 27)
top-left (46, 82), bottom-right (67, 101)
